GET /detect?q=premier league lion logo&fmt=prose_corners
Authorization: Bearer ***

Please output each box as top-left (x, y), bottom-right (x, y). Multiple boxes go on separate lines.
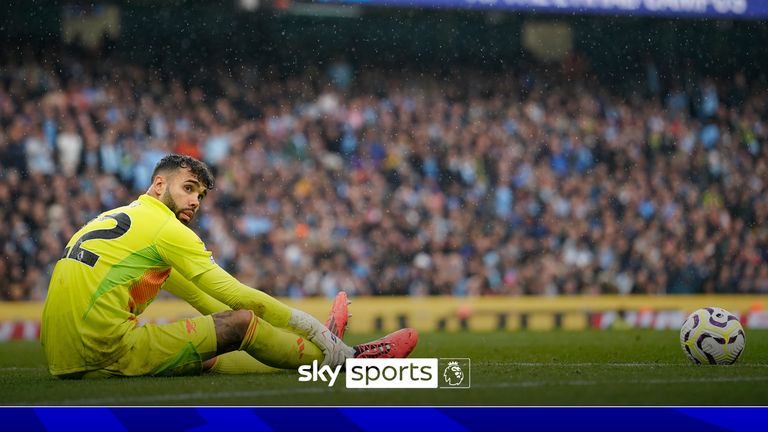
top-left (443, 361), bottom-right (464, 386)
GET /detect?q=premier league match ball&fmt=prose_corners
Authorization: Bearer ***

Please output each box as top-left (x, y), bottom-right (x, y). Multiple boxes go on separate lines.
top-left (680, 307), bottom-right (746, 365)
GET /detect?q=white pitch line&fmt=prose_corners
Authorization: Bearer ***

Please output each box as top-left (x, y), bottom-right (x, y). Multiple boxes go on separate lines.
top-left (479, 362), bottom-right (768, 368)
top-left (0, 367), bottom-right (43, 371)
top-left (10, 376), bottom-right (768, 406)
top-left (7, 362), bottom-right (768, 372)
top-left (12, 387), bottom-right (331, 406)
top-left (479, 376), bottom-right (768, 389)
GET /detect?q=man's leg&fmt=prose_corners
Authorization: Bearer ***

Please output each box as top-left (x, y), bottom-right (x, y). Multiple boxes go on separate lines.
top-left (204, 351), bottom-right (281, 375)
top-left (212, 310), bottom-right (420, 366)
top-left (75, 305), bottom-right (416, 378)
top-left (66, 305), bottom-right (347, 379)
top-left (209, 309), bottom-right (325, 370)
top-left (205, 292), bottom-right (351, 374)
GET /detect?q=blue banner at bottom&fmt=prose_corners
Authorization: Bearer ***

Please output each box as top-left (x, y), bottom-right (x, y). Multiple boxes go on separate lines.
top-left (1, 407), bottom-right (766, 431)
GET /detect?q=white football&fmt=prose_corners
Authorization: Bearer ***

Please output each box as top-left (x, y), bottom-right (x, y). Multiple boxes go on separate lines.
top-left (680, 307), bottom-right (746, 365)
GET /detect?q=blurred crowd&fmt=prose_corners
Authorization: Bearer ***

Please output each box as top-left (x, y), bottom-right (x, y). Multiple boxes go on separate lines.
top-left (1, 48), bottom-right (767, 301)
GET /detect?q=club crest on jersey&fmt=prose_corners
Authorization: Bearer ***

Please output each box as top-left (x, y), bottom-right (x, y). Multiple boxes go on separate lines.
top-left (185, 319), bottom-right (197, 334)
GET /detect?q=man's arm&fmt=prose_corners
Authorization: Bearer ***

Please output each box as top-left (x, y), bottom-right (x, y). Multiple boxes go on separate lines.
top-left (155, 222), bottom-right (351, 365)
top-left (191, 266), bottom-right (293, 326)
top-left (191, 267), bottom-right (351, 366)
top-left (163, 269), bottom-right (230, 315)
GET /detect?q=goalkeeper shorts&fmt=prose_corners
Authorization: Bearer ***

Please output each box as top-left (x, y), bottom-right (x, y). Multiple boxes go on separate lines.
top-left (62, 315), bottom-right (218, 379)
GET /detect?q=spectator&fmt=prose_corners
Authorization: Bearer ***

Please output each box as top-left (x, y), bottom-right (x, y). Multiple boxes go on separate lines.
top-left (0, 45), bottom-right (766, 300)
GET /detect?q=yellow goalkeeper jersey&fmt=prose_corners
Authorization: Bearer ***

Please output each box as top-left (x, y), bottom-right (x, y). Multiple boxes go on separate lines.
top-left (41, 194), bottom-right (218, 375)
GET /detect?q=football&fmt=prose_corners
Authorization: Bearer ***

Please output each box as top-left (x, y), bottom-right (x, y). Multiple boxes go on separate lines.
top-left (680, 307), bottom-right (746, 365)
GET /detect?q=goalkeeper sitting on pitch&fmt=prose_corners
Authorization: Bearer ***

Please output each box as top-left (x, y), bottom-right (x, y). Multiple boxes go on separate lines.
top-left (41, 154), bottom-right (417, 378)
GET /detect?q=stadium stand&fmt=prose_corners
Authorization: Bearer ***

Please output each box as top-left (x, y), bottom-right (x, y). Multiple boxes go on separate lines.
top-left (1, 6), bottom-right (766, 302)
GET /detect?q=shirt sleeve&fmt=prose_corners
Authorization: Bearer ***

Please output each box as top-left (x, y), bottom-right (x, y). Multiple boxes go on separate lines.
top-left (192, 266), bottom-right (292, 329)
top-left (155, 220), bottom-right (293, 329)
top-left (163, 269), bottom-right (230, 315)
top-left (155, 220), bottom-right (219, 281)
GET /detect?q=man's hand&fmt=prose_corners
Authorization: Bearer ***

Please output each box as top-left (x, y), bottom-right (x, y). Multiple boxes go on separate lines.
top-left (310, 328), bottom-right (353, 367)
top-left (289, 308), bottom-right (354, 367)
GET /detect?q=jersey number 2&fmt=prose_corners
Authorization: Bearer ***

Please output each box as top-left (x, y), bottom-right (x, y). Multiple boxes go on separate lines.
top-left (62, 212), bottom-right (132, 267)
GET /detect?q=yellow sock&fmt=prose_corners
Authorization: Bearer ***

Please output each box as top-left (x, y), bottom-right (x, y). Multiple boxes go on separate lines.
top-left (207, 351), bottom-right (281, 375)
top-left (240, 311), bottom-right (323, 369)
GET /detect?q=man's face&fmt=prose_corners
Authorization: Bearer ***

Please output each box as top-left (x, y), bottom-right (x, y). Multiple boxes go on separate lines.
top-left (159, 168), bottom-right (208, 225)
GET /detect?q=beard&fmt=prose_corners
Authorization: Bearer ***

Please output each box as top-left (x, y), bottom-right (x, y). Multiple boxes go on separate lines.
top-left (160, 189), bottom-right (191, 225)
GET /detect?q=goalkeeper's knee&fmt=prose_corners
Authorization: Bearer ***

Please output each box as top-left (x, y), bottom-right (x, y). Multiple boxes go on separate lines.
top-left (211, 309), bottom-right (254, 354)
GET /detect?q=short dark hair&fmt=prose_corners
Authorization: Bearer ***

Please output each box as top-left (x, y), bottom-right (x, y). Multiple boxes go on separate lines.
top-left (152, 154), bottom-right (215, 190)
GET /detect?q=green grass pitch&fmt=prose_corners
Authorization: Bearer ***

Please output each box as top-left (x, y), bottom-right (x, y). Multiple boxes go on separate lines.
top-left (1, 330), bottom-right (766, 406)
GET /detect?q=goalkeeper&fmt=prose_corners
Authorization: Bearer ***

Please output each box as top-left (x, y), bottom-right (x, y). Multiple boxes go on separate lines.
top-left (41, 154), bottom-right (416, 379)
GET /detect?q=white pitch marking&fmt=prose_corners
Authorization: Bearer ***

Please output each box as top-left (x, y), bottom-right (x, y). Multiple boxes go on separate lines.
top-left (11, 375), bottom-right (768, 406)
top-left (479, 362), bottom-right (768, 368)
top-left (479, 376), bottom-right (768, 389)
top-left (12, 363), bottom-right (768, 371)
top-left (12, 387), bottom-right (332, 406)
top-left (0, 367), bottom-right (44, 371)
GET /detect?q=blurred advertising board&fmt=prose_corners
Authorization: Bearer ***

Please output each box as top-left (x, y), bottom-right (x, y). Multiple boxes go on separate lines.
top-left (2, 295), bottom-right (767, 339)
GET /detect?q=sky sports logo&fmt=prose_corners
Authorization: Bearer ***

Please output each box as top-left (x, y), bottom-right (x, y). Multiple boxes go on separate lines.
top-left (297, 358), bottom-right (470, 389)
